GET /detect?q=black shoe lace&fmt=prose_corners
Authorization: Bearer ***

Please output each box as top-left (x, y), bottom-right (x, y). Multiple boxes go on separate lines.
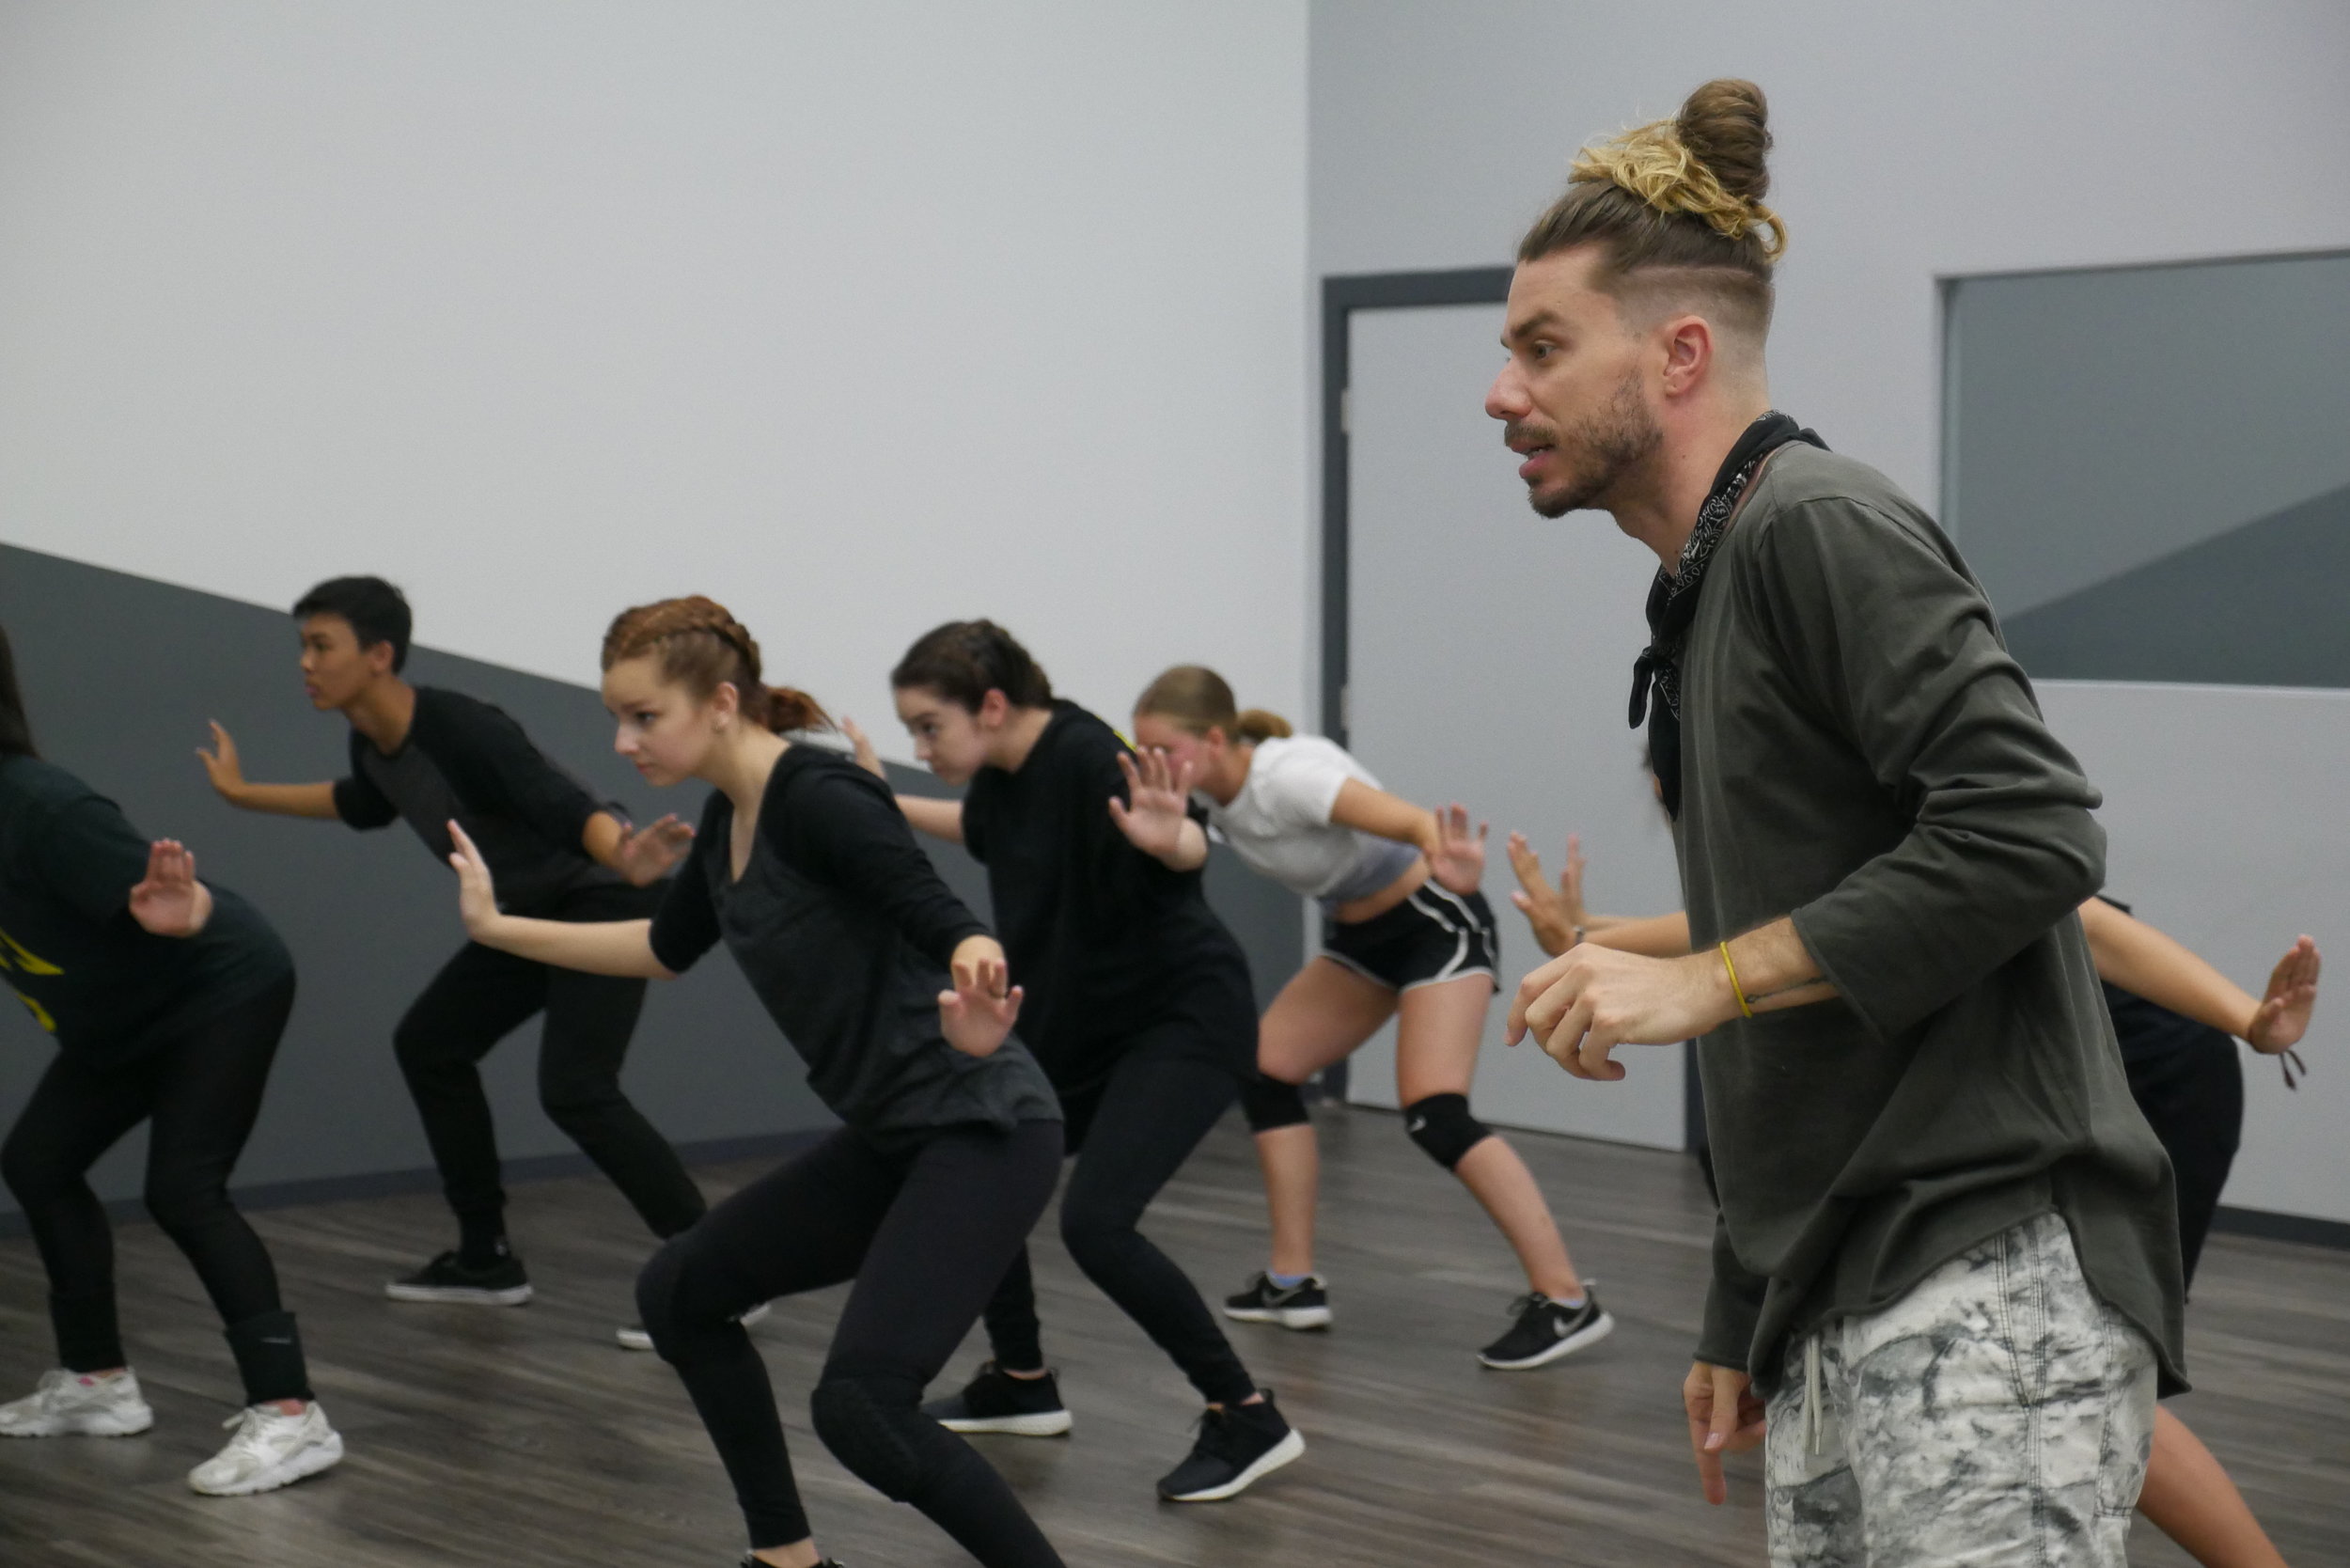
top-left (1504, 1292), bottom-right (1554, 1319)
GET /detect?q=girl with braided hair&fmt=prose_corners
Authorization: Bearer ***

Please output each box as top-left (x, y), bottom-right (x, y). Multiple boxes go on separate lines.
top-left (203, 575), bottom-right (708, 1340)
top-left (446, 595), bottom-right (1066, 1568)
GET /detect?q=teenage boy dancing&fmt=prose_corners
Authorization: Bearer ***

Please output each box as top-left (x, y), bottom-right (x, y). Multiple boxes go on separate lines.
top-left (204, 576), bottom-right (708, 1342)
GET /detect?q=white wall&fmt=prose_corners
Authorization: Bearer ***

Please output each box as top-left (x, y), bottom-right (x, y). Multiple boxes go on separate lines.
top-left (0, 1), bottom-right (1310, 745)
top-left (1312, 1), bottom-right (2350, 1220)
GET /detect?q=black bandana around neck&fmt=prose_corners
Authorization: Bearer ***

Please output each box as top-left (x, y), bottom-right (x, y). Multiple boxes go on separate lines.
top-left (1629, 411), bottom-right (1825, 819)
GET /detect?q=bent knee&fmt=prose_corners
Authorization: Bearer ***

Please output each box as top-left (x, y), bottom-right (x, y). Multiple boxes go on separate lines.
top-left (809, 1373), bottom-right (933, 1501)
top-left (1402, 1092), bottom-right (1493, 1170)
top-left (1239, 1073), bottom-right (1311, 1134)
top-left (538, 1077), bottom-right (627, 1127)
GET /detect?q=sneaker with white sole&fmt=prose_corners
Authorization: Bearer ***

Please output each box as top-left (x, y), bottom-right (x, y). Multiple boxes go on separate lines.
top-left (1222, 1272), bottom-right (1332, 1331)
top-left (1156, 1389), bottom-right (1304, 1501)
top-left (0, 1368), bottom-right (155, 1437)
top-left (920, 1361), bottom-right (1073, 1437)
top-left (1477, 1291), bottom-right (1614, 1370)
top-left (187, 1401), bottom-right (344, 1496)
top-left (384, 1249), bottom-right (533, 1306)
top-left (617, 1300), bottom-right (770, 1352)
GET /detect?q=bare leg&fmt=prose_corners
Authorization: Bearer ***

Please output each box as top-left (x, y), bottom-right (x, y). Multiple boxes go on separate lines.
top-left (1253, 1126), bottom-right (1321, 1278)
top-left (1394, 976), bottom-right (1584, 1301)
top-left (1252, 960), bottom-right (1396, 1277)
top-left (2138, 1404), bottom-right (2289, 1568)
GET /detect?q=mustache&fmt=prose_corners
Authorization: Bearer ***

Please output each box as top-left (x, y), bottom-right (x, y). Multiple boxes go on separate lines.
top-left (1504, 419), bottom-right (1558, 449)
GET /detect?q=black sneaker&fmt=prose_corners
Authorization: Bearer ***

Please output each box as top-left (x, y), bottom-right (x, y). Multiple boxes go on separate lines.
top-left (741, 1557), bottom-right (846, 1567)
top-left (383, 1249), bottom-right (533, 1306)
top-left (1477, 1291), bottom-right (1613, 1370)
top-left (920, 1362), bottom-right (1072, 1437)
top-left (1155, 1390), bottom-right (1305, 1502)
top-left (1222, 1272), bottom-right (1332, 1331)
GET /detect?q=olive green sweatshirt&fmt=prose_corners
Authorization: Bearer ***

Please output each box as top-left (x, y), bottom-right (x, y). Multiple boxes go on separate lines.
top-left (1678, 443), bottom-right (2186, 1394)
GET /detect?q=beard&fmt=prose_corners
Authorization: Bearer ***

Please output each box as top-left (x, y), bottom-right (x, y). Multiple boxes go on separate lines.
top-left (1512, 371), bottom-right (1662, 519)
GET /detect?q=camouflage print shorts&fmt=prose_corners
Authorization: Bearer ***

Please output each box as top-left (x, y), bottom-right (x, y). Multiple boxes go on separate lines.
top-left (1764, 1212), bottom-right (2157, 1568)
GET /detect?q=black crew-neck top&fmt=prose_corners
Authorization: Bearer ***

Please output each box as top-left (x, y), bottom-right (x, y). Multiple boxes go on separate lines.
top-left (649, 745), bottom-right (1058, 1142)
top-left (959, 702), bottom-right (1254, 1089)
top-left (0, 756), bottom-right (290, 1067)
top-left (333, 685), bottom-right (622, 914)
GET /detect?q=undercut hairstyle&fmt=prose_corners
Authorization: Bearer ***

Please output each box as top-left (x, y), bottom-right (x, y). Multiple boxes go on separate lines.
top-left (293, 575), bottom-right (415, 672)
top-left (0, 623), bottom-right (37, 759)
top-left (889, 620), bottom-right (1053, 713)
top-left (1134, 665), bottom-right (1292, 745)
top-left (602, 596), bottom-right (830, 734)
top-left (1518, 78), bottom-right (1782, 341)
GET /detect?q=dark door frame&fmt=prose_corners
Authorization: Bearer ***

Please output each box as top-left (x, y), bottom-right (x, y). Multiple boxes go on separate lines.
top-left (1318, 267), bottom-right (1514, 748)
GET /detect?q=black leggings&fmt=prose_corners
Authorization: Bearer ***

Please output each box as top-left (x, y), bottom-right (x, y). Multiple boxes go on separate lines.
top-left (2125, 1036), bottom-right (2244, 1291)
top-left (0, 975), bottom-right (309, 1404)
top-left (983, 1027), bottom-right (1257, 1407)
top-left (636, 1120), bottom-right (1064, 1564)
top-left (394, 883), bottom-right (704, 1247)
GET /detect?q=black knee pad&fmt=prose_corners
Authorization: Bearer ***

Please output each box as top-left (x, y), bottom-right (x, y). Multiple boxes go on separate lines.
top-left (1402, 1092), bottom-right (1491, 1170)
top-left (1239, 1072), bottom-right (1311, 1133)
top-left (810, 1374), bottom-right (933, 1502)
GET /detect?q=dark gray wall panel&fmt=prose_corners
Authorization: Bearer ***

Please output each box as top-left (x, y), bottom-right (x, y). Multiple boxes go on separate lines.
top-left (1945, 249), bottom-right (2350, 633)
top-left (0, 544), bottom-right (1299, 1220)
top-left (2004, 482), bottom-right (2350, 686)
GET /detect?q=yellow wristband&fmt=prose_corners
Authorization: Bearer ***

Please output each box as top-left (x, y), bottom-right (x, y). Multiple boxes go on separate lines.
top-left (1719, 941), bottom-right (1755, 1019)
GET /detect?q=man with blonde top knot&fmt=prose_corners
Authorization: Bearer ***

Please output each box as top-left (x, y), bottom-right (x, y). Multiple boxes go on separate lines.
top-left (1489, 81), bottom-right (2183, 1565)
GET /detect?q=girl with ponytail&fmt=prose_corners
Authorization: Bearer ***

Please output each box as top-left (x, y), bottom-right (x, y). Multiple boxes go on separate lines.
top-left (1128, 666), bottom-right (1608, 1369)
top-left (851, 619), bottom-right (1304, 1504)
top-left (447, 596), bottom-right (1067, 1568)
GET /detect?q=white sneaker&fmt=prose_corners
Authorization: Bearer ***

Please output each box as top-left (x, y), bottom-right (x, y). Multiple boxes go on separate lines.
top-left (615, 1299), bottom-right (770, 1352)
top-left (186, 1402), bottom-right (344, 1496)
top-left (0, 1368), bottom-right (155, 1437)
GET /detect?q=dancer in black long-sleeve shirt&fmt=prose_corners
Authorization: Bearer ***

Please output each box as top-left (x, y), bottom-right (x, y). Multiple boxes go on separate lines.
top-left (200, 576), bottom-right (705, 1334)
top-left (448, 596), bottom-right (1064, 1568)
top-left (0, 623), bottom-right (343, 1497)
top-left (853, 619), bottom-right (1304, 1504)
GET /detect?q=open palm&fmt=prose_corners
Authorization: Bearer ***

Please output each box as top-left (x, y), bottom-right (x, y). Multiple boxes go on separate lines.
top-left (615, 814), bottom-right (695, 886)
top-left (1108, 747), bottom-right (1195, 861)
top-left (129, 839), bottom-right (208, 936)
top-left (1428, 803), bottom-right (1488, 895)
top-left (2248, 935), bottom-right (2321, 1052)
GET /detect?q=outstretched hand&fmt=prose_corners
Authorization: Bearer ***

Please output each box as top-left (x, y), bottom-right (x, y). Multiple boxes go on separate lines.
top-left (1506, 830), bottom-right (1585, 957)
top-left (446, 821), bottom-right (503, 939)
top-left (939, 940), bottom-right (1024, 1058)
top-left (614, 813), bottom-right (695, 886)
top-left (196, 721), bottom-right (246, 801)
top-left (1426, 804), bottom-right (1488, 895)
top-left (129, 839), bottom-right (212, 936)
top-left (2247, 935), bottom-right (2321, 1053)
top-left (1684, 1360), bottom-right (1766, 1506)
top-left (840, 716), bottom-right (886, 779)
top-left (1108, 747), bottom-right (1196, 861)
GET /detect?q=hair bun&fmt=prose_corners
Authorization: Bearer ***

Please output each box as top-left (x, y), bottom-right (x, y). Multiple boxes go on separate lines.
top-left (1675, 78), bottom-right (1772, 206)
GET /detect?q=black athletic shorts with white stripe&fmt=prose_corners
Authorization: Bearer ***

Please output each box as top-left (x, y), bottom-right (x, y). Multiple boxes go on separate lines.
top-left (1320, 886), bottom-right (1499, 993)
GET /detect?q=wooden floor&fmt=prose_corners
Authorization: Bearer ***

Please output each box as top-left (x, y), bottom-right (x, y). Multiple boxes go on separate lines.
top-left (3, 1105), bottom-right (2345, 1567)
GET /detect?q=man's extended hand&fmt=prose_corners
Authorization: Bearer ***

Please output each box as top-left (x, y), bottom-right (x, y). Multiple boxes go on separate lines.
top-left (1684, 1360), bottom-right (1766, 1506)
top-left (1506, 945), bottom-right (1736, 1080)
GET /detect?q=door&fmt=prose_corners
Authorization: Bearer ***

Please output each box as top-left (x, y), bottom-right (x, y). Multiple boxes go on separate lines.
top-left (1340, 301), bottom-right (1686, 1149)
